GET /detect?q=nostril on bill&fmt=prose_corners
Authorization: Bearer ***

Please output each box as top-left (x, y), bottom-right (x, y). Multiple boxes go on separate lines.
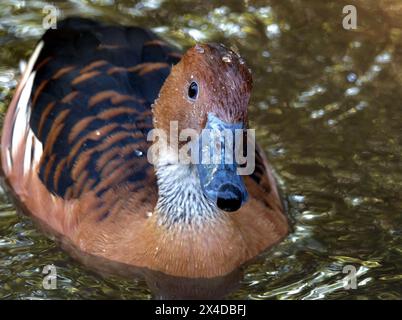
top-left (216, 183), bottom-right (242, 212)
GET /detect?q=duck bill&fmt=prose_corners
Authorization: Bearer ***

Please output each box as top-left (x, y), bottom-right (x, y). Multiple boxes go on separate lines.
top-left (196, 113), bottom-right (248, 212)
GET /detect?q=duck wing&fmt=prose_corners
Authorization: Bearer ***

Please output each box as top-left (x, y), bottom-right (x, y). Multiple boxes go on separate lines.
top-left (1, 17), bottom-right (181, 232)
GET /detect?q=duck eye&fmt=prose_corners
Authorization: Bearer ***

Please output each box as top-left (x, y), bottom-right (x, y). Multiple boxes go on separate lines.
top-left (188, 81), bottom-right (198, 100)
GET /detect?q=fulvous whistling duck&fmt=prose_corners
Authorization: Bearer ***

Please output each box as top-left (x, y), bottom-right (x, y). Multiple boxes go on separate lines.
top-left (0, 18), bottom-right (289, 279)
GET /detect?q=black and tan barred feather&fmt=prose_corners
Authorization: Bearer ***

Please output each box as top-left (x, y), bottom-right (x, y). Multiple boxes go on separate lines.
top-left (28, 18), bottom-right (181, 201)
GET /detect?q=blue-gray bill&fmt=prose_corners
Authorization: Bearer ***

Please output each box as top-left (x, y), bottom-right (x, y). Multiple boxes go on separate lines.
top-left (197, 113), bottom-right (248, 212)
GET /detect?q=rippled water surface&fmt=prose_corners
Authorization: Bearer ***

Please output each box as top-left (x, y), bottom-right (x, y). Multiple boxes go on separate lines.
top-left (0, 0), bottom-right (401, 299)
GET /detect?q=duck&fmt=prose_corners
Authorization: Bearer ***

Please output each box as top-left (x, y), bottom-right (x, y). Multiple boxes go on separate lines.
top-left (0, 17), bottom-right (289, 279)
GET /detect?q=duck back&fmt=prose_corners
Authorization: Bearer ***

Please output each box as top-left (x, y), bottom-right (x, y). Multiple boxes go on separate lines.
top-left (15, 18), bottom-right (180, 201)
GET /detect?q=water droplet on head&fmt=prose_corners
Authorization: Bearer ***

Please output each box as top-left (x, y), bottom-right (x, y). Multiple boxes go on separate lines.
top-left (195, 44), bottom-right (205, 53)
top-left (222, 55), bottom-right (232, 63)
top-left (239, 57), bottom-right (245, 65)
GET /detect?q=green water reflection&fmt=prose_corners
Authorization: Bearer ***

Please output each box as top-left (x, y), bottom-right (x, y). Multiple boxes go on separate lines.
top-left (0, 0), bottom-right (401, 299)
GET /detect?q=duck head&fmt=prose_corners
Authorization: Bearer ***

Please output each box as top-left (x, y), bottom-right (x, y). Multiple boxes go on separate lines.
top-left (152, 43), bottom-right (253, 216)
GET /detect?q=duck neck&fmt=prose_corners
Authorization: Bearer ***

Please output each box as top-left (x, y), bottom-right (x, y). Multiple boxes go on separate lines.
top-left (154, 161), bottom-right (220, 227)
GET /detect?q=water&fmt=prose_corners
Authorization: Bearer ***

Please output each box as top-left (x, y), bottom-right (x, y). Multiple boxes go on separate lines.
top-left (0, 0), bottom-right (401, 299)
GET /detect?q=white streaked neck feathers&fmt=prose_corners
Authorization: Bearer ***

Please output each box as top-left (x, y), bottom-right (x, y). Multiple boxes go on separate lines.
top-left (154, 151), bottom-right (220, 226)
